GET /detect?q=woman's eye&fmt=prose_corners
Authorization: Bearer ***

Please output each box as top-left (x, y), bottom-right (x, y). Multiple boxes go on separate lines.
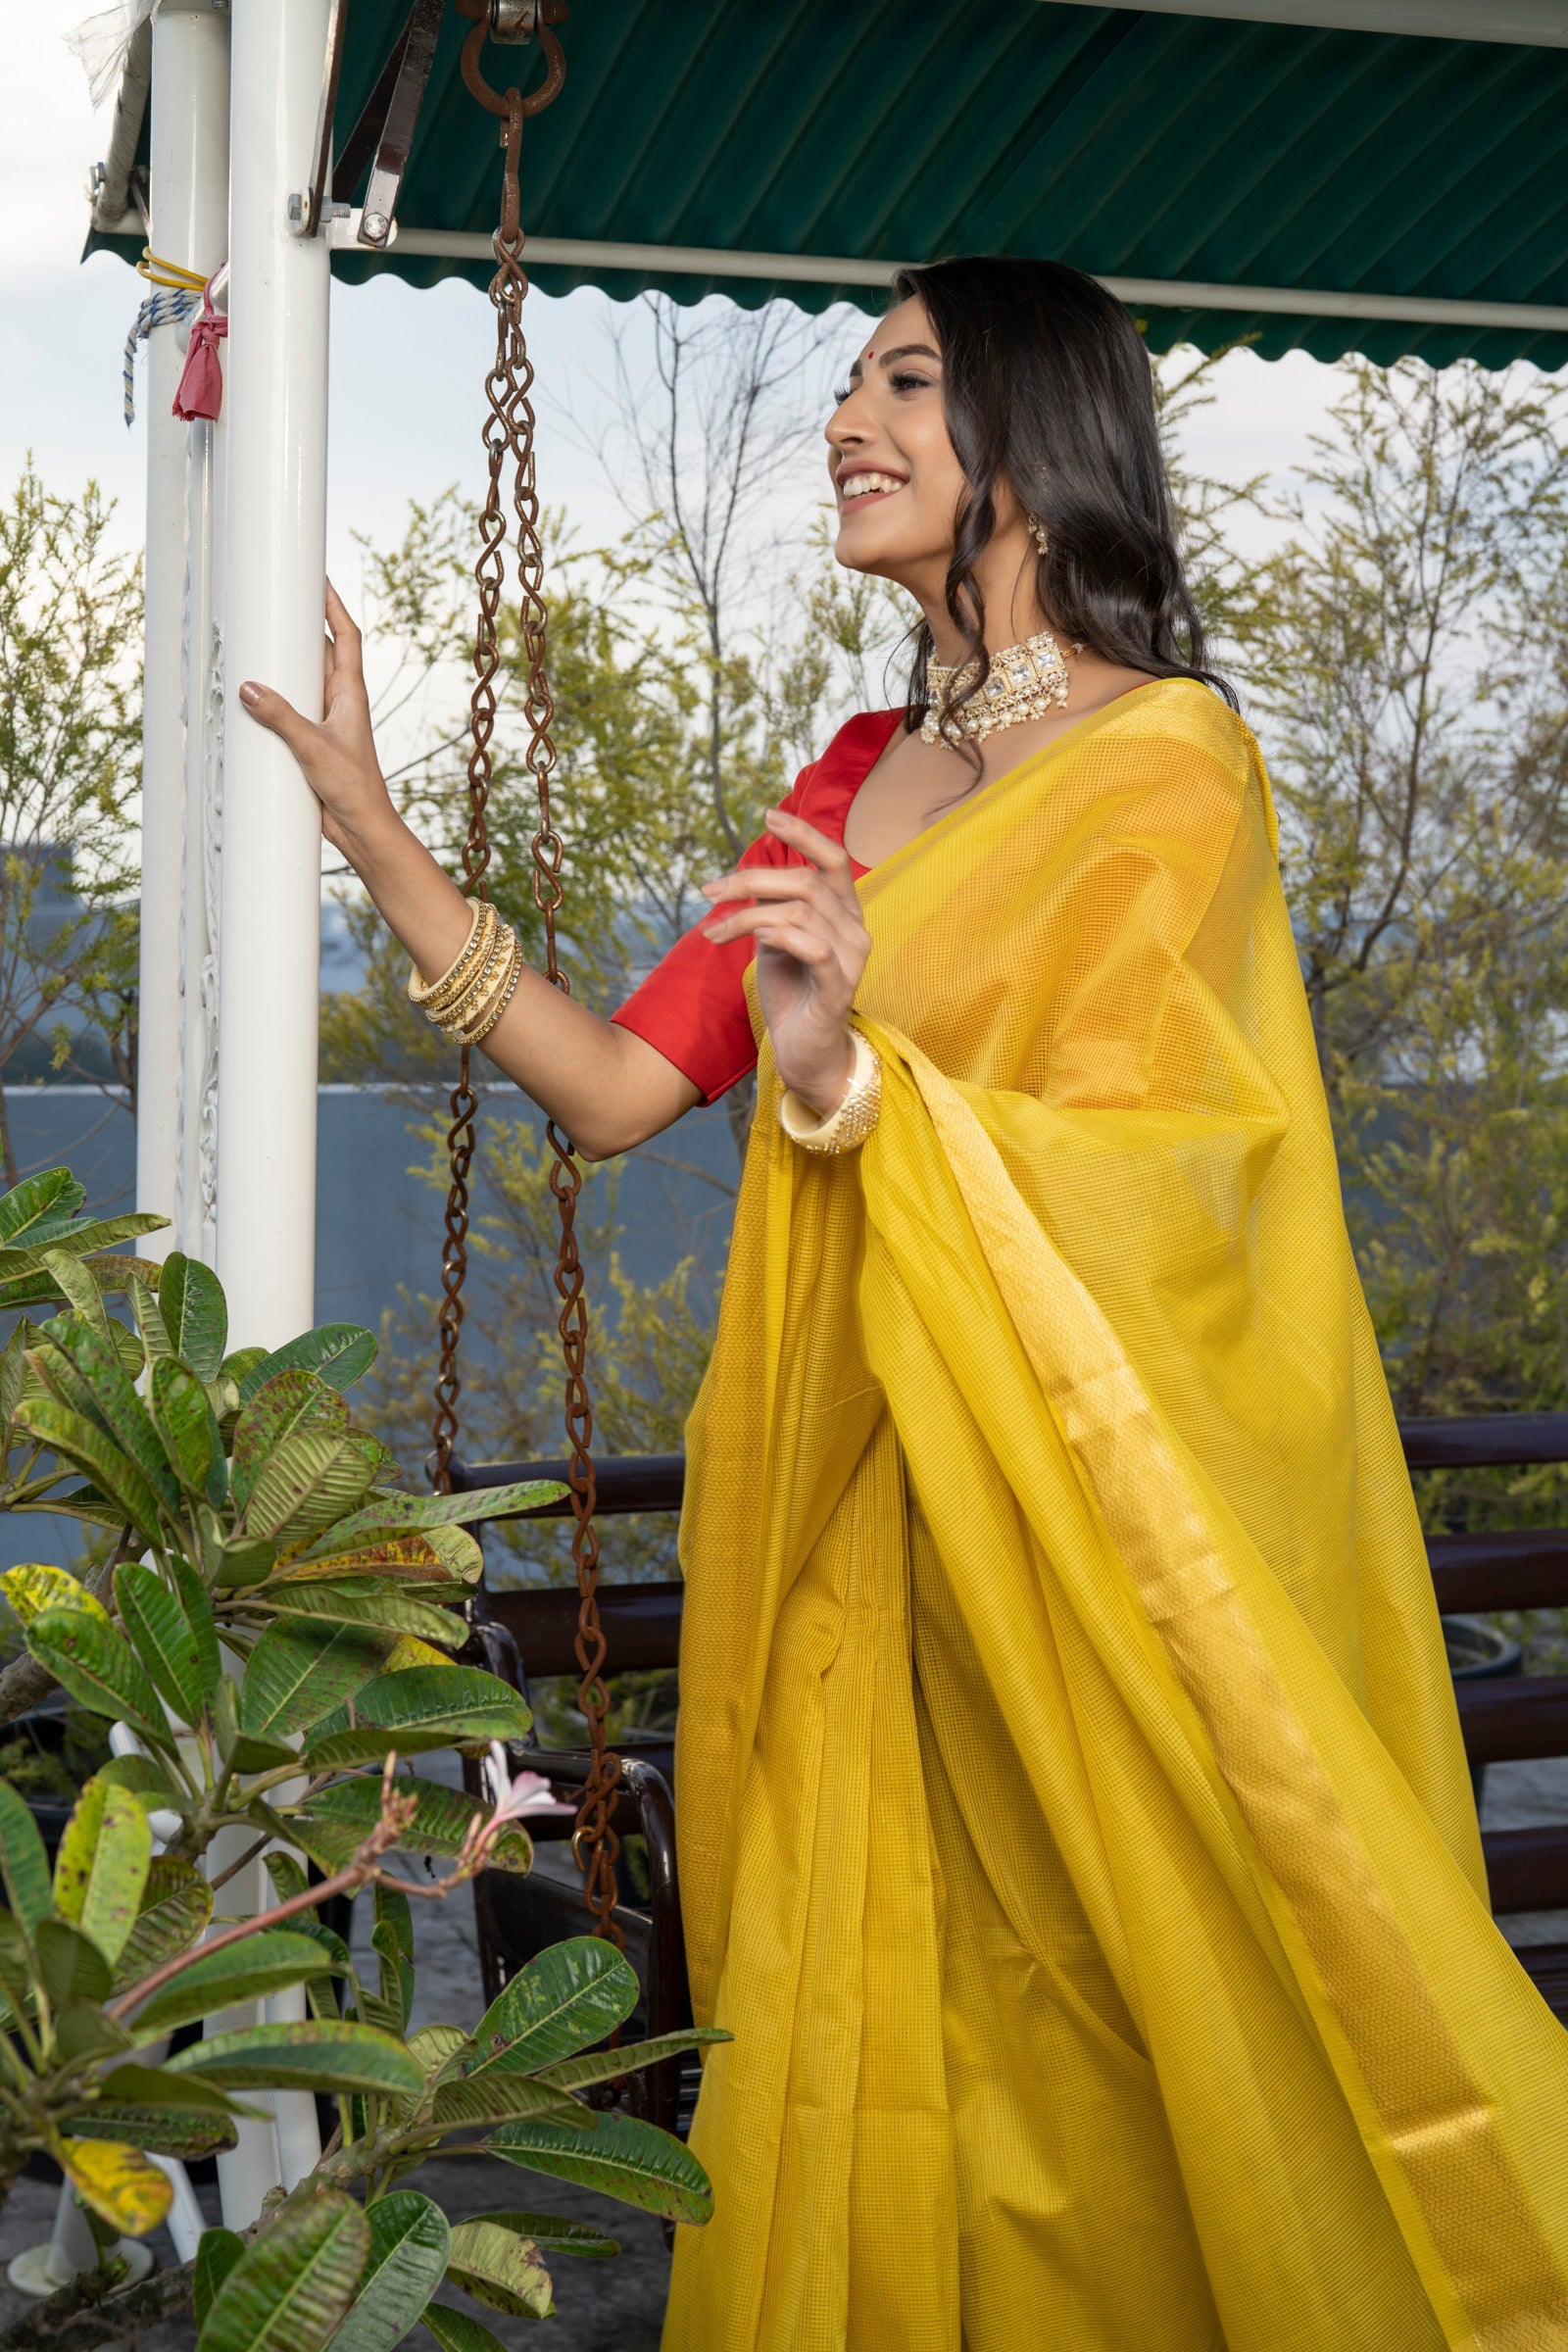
top-left (890, 370), bottom-right (933, 393)
top-left (832, 385), bottom-right (852, 407)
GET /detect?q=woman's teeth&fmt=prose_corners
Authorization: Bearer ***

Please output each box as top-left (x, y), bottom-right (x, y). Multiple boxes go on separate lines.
top-left (841, 472), bottom-right (904, 502)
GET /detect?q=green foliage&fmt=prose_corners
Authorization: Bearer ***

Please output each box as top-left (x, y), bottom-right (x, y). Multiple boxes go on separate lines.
top-left (0, 1159), bottom-right (720, 2352)
top-left (0, 464), bottom-right (143, 1182)
top-left (1220, 364), bottom-right (1568, 1599)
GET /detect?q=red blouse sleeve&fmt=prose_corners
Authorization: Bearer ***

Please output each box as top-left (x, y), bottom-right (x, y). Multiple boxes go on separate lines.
top-left (609, 772), bottom-right (814, 1104)
top-left (609, 710), bottom-right (899, 1103)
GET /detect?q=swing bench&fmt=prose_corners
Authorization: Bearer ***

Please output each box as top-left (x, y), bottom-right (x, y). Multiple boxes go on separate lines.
top-left (450, 1415), bottom-right (1568, 2140)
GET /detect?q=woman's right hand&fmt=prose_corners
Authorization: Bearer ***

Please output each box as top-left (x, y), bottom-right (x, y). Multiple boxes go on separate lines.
top-left (238, 582), bottom-right (393, 860)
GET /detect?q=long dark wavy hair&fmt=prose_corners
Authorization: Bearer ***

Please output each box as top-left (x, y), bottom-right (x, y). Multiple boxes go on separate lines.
top-left (891, 256), bottom-right (1236, 750)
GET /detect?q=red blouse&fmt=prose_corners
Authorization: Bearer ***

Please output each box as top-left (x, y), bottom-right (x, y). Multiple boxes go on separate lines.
top-left (611, 709), bottom-right (904, 1102)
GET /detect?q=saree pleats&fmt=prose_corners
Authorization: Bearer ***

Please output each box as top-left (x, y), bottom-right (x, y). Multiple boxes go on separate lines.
top-left (663, 680), bottom-right (1568, 2350)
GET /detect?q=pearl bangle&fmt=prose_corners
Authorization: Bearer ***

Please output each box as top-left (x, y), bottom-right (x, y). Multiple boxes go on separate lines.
top-left (778, 1032), bottom-right (881, 1156)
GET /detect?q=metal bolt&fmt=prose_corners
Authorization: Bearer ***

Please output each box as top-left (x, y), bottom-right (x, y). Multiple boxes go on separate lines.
top-left (285, 190), bottom-right (306, 232)
top-left (362, 211), bottom-right (390, 244)
top-left (490, 0), bottom-right (536, 40)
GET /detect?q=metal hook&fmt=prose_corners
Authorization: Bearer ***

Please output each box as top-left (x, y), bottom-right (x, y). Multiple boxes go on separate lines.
top-left (455, 0), bottom-right (568, 122)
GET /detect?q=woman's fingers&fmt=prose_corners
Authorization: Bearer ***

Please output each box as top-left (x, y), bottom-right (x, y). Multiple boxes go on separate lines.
top-left (703, 886), bottom-right (863, 953)
top-left (323, 581), bottom-right (365, 684)
top-left (703, 902), bottom-right (851, 973)
top-left (762, 807), bottom-right (856, 880)
top-left (752, 919), bottom-right (838, 968)
top-left (237, 678), bottom-right (317, 755)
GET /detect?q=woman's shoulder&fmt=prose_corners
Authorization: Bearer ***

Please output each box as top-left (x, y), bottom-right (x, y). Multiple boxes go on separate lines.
top-left (1091, 674), bottom-right (1274, 858)
top-left (1102, 673), bottom-right (1261, 786)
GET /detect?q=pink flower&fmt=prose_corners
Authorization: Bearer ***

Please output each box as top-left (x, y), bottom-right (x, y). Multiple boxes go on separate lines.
top-left (484, 1741), bottom-right (575, 1823)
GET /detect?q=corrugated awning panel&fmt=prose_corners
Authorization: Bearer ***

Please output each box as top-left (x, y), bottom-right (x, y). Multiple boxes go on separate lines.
top-left (89, 2), bottom-right (1568, 368)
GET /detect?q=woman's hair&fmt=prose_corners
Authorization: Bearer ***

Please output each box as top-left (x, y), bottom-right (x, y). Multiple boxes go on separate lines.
top-left (889, 255), bottom-right (1236, 743)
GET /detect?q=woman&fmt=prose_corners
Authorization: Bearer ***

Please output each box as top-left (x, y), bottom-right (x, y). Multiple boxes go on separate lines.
top-left (241, 258), bottom-right (1568, 2350)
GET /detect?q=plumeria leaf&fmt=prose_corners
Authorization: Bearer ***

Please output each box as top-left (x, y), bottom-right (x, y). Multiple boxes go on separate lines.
top-left (322, 2192), bottom-right (450, 2352)
top-left (0, 1561), bottom-right (110, 1629)
top-left (239, 1619), bottom-right (389, 1740)
top-left (115, 1560), bottom-right (209, 1726)
top-left (259, 1582), bottom-right (465, 1648)
top-left (418, 2310), bottom-right (505, 2352)
top-left (52, 1778), bottom-right (151, 1966)
top-left (0, 1776), bottom-right (52, 1930)
top-left (37, 1314), bottom-right (179, 1510)
top-left (442, 2222), bottom-right (554, 2322)
top-left (303, 1666), bottom-right (530, 1768)
top-left (459, 2211), bottom-right (617, 2261)
top-left (237, 1325), bottom-right (377, 1403)
top-left (168, 2019), bottom-right (423, 2097)
top-left (114, 1856), bottom-right (213, 1988)
top-left (132, 1931), bottom-right (347, 2036)
top-left (467, 1936), bottom-right (638, 2077)
top-left (230, 1372), bottom-right (347, 1512)
top-left (295, 1776), bottom-right (531, 1877)
top-left (197, 2187), bottom-right (368, 2352)
top-left (25, 1604), bottom-right (167, 1744)
top-left (12, 1402), bottom-right (166, 1546)
top-left (160, 1253), bottom-right (228, 1385)
top-left (194, 2229), bottom-right (246, 2331)
top-left (56, 2138), bottom-right (172, 2237)
top-left (150, 1356), bottom-right (226, 1506)
top-left (489, 2109), bottom-right (714, 2223)
top-left (533, 2027), bottom-right (731, 2094)
top-left (294, 1483), bottom-right (564, 1559)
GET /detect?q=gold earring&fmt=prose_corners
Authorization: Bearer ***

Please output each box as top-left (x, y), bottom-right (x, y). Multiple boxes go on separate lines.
top-left (1026, 513), bottom-right (1050, 557)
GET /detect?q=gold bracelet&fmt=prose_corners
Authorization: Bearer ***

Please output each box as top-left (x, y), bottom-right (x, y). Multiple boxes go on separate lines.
top-left (408, 900), bottom-right (496, 1012)
top-left (434, 920), bottom-right (510, 1033)
top-left (423, 907), bottom-right (500, 1018)
top-left (778, 1033), bottom-right (881, 1156)
top-left (464, 943), bottom-right (524, 1046)
top-left (453, 926), bottom-right (521, 1043)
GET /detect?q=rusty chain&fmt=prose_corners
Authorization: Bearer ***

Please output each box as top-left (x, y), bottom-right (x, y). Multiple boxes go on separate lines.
top-left (437, 0), bottom-right (623, 1952)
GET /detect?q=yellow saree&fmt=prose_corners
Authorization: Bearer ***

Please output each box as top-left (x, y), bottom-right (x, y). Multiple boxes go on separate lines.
top-left (662, 677), bottom-right (1568, 2352)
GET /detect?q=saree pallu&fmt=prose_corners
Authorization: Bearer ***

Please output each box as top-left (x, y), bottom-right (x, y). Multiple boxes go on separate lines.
top-left (662, 678), bottom-right (1568, 2352)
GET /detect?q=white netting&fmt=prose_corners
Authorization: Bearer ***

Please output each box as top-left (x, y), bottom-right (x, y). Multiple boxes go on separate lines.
top-left (65, 0), bottom-right (156, 113)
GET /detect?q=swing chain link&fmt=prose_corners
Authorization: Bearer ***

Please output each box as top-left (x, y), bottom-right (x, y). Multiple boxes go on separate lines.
top-left (440, 0), bottom-right (625, 1954)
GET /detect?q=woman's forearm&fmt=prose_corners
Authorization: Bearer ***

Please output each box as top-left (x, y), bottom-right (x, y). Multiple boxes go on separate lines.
top-left (338, 803), bottom-right (700, 1159)
top-left (238, 596), bottom-right (700, 1157)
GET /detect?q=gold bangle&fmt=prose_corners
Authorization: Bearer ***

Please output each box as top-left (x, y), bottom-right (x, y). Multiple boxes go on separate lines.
top-left (408, 900), bottom-right (496, 1011)
top-left (421, 906), bottom-right (499, 1017)
top-left (465, 944), bottom-right (524, 1046)
top-left (408, 898), bottom-right (482, 1004)
top-left (778, 1033), bottom-right (881, 1156)
top-left (452, 926), bottom-right (521, 1043)
top-left (434, 920), bottom-right (510, 1032)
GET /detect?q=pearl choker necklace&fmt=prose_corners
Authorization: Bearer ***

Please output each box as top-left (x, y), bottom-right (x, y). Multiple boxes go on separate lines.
top-left (920, 626), bottom-right (1079, 746)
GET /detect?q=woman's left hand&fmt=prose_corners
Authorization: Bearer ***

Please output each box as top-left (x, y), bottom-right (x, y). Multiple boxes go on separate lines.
top-left (700, 809), bottom-right (871, 1116)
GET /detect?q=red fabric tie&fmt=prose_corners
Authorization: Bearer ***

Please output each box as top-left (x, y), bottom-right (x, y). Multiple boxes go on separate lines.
top-left (172, 279), bottom-right (227, 421)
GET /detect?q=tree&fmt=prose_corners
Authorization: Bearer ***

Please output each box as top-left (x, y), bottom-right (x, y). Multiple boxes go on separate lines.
top-left (0, 464), bottom-right (143, 1181)
top-left (1224, 361), bottom-right (1568, 1532)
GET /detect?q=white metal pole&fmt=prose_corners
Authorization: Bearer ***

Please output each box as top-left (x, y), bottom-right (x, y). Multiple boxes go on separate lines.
top-left (217, 0), bottom-right (329, 1347)
top-left (175, 408), bottom-right (221, 1264)
top-left (210, 0), bottom-right (332, 2224)
top-left (137, 1), bottom-right (230, 1258)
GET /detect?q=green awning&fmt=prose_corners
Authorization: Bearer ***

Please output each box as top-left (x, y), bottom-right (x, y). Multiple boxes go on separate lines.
top-left (89, 2), bottom-right (1568, 368)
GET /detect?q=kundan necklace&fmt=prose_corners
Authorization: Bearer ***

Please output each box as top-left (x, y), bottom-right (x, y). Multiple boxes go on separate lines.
top-left (920, 625), bottom-right (1081, 746)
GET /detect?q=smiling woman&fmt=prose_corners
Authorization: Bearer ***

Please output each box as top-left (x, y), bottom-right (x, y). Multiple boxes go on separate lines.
top-left (238, 253), bottom-right (1568, 2352)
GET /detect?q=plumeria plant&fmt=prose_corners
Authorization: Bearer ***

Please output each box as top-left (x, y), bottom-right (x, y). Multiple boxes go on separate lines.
top-left (0, 1167), bottom-right (722, 2351)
